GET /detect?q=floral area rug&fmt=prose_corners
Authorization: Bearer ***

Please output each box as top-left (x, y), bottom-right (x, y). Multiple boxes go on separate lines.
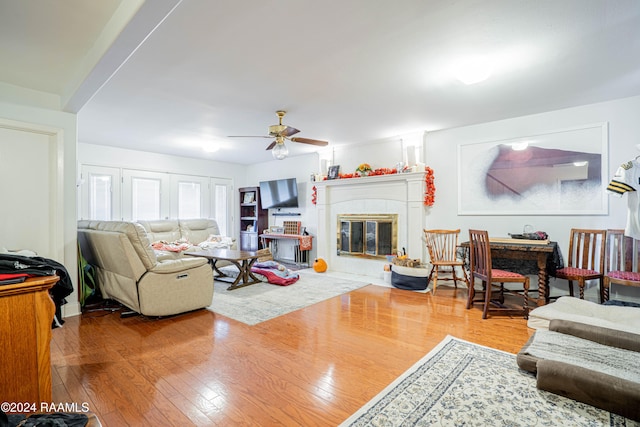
top-left (340, 336), bottom-right (635, 426)
top-left (207, 270), bottom-right (369, 325)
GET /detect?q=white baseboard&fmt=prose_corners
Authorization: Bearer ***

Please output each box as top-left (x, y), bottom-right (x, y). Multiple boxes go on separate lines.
top-left (62, 301), bottom-right (82, 318)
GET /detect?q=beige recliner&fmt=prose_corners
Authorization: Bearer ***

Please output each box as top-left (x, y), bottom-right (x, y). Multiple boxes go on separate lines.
top-left (77, 220), bottom-right (214, 316)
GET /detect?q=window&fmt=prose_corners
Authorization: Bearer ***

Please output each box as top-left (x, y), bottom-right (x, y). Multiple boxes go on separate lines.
top-left (213, 181), bottom-right (229, 235)
top-left (81, 166), bottom-right (232, 232)
top-left (80, 165), bottom-right (121, 220)
top-left (132, 177), bottom-right (161, 220)
top-left (178, 181), bottom-right (201, 218)
top-left (90, 174), bottom-right (112, 220)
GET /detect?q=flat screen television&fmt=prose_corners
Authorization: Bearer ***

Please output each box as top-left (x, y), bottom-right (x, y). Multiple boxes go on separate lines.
top-left (259, 177), bottom-right (299, 209)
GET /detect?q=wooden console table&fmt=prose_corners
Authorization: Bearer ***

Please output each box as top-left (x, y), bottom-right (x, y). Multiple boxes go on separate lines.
top-left (0, 275), bottom-right (59, 404)
top-left (259, 233), bottom-right (313, 267)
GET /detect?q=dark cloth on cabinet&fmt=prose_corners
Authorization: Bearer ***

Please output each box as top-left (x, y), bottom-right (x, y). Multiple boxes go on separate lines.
top-left (0, 254), bottom-right (73, 326)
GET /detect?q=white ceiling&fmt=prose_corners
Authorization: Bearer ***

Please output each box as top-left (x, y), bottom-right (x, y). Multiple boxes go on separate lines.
top-left (3, 0), bottom-right (640, 165)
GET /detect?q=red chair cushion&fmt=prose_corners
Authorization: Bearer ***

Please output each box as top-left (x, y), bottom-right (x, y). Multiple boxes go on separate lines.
top-left (607, 270), bottom-right (640, 281)
top-left (555, 267), bottom-right (600, 277)
top-left (491, 269), bottom-right (525, 279)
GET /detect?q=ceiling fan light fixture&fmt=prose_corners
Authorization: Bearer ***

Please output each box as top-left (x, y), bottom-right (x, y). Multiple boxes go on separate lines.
top-left (272, 141), bottom-right (288, 160)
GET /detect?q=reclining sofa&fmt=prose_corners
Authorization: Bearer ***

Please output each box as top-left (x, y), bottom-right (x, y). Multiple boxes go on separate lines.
top-left (77, 219), bottom-right (225, 316)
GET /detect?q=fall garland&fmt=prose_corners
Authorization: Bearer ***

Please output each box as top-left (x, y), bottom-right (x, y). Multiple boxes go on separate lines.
top-left (424, 166), bottom-right (435, 206)
top-left (311, 166), bottom-right (436, 207)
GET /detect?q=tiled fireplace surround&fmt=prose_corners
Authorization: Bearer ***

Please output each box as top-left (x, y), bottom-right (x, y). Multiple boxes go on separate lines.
top-left (315, 171), bottom-right (427, 279)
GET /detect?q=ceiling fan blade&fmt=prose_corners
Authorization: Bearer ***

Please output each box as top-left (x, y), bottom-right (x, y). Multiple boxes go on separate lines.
top-left (281, 126), bottom-right (300, 137)
top-left (265, 141), bottom-right (276, 150)
top-left (227, 135), bottom-right (272, 138)
top-left (289, 137), bottom-right (329, 147)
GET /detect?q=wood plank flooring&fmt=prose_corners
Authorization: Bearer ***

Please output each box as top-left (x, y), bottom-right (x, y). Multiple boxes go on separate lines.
top-left (51, 283), bottom-right (534, 426)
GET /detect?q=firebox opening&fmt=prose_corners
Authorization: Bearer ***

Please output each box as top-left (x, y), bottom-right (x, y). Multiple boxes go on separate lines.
top-left (337, 214), bottom-right (398, 259)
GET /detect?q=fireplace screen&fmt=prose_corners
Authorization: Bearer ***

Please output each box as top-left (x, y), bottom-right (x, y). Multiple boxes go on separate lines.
top-left (337, 214), bottom-right (397, 259)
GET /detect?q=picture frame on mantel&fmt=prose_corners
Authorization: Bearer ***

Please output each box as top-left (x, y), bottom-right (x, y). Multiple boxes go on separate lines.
top-left (327, 165), bottom-right (340, 180)
top-left (457, 122), bottom-right (609, 215)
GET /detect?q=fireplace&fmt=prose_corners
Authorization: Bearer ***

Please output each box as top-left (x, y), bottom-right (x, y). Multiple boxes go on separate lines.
top-left (314, 171), bottom-right (426, 278)
top-left (337, 214), bottom-right (397, 259)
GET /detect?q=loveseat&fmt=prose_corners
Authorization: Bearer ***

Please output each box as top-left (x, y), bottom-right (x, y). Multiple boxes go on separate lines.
top-left (77, 219), bottom-right (224, 316)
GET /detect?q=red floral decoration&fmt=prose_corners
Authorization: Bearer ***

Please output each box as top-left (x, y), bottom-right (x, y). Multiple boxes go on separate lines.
top-left (311, 185), bottom-right (317, 205)
top-left (424, 166), bottom-right (435, 206)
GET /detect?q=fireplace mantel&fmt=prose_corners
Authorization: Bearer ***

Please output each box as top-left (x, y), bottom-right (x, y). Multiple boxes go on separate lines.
top-left (315, 171), bottom-right (426, 278)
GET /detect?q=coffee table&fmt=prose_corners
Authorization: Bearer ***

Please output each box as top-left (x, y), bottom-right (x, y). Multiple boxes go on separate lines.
top-left (186, 248), bottom-right (261, 290)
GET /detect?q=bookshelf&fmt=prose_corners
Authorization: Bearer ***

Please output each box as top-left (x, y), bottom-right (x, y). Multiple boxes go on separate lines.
top-left (238, 186), bottom-right (267, 251)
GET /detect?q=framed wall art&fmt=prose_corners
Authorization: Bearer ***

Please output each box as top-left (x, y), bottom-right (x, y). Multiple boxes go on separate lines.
top-left (457, 122), bottom-right (608, 215)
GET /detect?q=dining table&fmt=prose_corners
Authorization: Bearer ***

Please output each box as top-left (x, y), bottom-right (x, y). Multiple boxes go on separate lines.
top-left (459, 238), bottom-right (564, 306)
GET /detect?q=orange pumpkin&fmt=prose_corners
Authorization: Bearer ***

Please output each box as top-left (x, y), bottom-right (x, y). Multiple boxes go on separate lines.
top-left (313, 258), bottom-right (327, 273)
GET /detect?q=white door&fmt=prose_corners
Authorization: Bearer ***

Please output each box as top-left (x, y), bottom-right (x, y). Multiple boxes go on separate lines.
top-left (79, 165), bottom-right (121, 220)
top-left (122, 169), bottom-right (171, 220)
top-left (211, 178), bottom-right (232, 236)
top-left (170, 174), bottom-right (210, 219)
top-left (0, 127), bottom-right (52, 256)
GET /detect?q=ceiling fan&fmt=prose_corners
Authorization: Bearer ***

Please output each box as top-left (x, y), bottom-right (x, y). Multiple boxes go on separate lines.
top-left (228, 110), bottom-right (329, 159)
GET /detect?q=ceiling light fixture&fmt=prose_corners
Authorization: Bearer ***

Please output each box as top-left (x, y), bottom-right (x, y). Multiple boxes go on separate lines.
top-left (454, 56), bottom-right (492, 85)
top-left (510, 141), bottom-right (529, 151)
top-left (272, 139), bottom-right (288, 160)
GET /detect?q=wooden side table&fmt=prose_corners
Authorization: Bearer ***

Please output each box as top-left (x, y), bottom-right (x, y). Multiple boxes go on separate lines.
top-left (0, 275), bottom-right (59, 404)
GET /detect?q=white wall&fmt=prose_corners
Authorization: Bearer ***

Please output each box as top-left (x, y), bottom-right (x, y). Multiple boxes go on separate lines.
top-left (317, 133), bottom-right (424, 176)
top-left (245, 153), bottom-right (319, 261)
top-left (78, 142), bottom-right (245, 179)
top-left (0, 99), bottom-right (79, 316)
top-left (424, 95), bottom-right (640, 302)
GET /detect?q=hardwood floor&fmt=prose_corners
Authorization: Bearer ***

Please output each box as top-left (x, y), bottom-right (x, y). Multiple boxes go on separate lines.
top-left (51, 283), bottom-right (534, 426)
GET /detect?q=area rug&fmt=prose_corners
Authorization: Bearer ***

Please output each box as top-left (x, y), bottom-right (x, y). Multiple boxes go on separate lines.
top-left (340, 336), bottom-right (634, 426)
top-left (208, 270), bottom-right (369, 325)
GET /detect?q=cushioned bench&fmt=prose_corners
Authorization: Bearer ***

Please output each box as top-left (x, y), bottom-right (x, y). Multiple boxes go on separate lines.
top-left (527, 296), bottom-right (640, 333)
top-left (517, 319), bottom-right (640, 421)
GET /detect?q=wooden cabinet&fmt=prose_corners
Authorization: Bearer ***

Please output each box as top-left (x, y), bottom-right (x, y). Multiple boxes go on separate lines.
top-left (239, 186), bottom-right (267, 251)
top-left (0, 275), bottom-right (59, 404)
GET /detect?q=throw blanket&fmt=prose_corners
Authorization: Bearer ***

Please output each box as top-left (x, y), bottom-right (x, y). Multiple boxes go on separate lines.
top-left (198, 235), bottom-right (233, 250)
top-left (299, 235), bottom-right (312, 251)
top-left (251, 261), bottom-right (300, 286)
top-left (151, 241), bottom-right (192, 252)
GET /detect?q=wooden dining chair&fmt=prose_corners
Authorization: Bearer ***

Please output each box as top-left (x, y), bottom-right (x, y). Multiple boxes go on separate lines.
top-left (553, 228), bottom-right (606, 302)
top-left (603, 229), bottom-right (640, 302)
top-left (467, 229), bottom-right (530, 319)
top-left (423, 229), bottom-right (470, 294)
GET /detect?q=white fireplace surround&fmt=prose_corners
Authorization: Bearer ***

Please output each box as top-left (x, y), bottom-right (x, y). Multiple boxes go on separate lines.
top-left (315, 172), bottom-right (426, 279)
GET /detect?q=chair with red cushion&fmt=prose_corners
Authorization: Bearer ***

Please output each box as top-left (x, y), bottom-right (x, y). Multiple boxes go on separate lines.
top-left (603, 229), bottom-right (640, 301)
top-left (467, 229), bottom-right (530, 319)
top-left (553, 228), bottom-right (606, 302)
